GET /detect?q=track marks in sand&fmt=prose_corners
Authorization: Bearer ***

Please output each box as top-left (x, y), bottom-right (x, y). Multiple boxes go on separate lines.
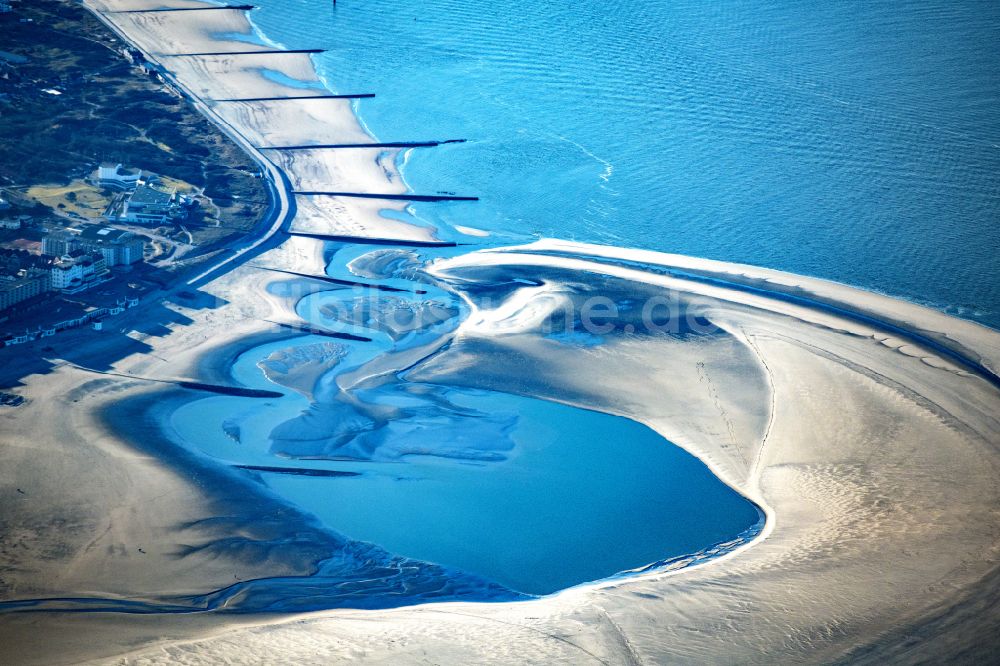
top-left (741, 330), bottom-right (777, 487)
top-left (696, 360), bottom-right (750, 473)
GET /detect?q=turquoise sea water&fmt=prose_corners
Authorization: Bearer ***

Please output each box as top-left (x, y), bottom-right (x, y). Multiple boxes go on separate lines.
top-left (249, 0), bottom-right (1000, 327)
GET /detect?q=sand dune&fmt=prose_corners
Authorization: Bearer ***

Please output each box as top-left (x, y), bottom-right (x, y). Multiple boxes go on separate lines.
top-left (118, 243), bottom-right (1000, 664)
top-left (4, 233), bottom-right (997, 663)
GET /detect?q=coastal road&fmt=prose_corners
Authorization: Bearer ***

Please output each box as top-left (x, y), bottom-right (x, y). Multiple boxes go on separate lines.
top-left (85, 3), bottom-right (295, 290)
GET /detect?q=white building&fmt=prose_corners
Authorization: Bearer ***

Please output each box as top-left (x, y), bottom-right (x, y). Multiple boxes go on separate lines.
top-left (76, 225), bottom-right (146, 265)
top-left (49, 253), bottom-right (109, 294)
top-left (0, 215), bottom-right (30, 230)
top-left (120, 182), bottom-right (177, 225)
top-left (96, 163), bottom-right (142, 191)
top-left (43, 225), bottom-right (146, 266)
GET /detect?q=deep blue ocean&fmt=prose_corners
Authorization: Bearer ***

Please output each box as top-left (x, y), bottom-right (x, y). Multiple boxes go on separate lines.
top-left (249, 0), bottom-right (1000, 328)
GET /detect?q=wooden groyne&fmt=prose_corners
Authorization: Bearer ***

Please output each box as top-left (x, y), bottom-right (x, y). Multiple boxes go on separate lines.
top-left (262, 139), bottom-right (466, 150)
top-left (109, 5), bottom-right (255, 13)
top-left (177, 382), bottom-right (283, 398)
top-left (234, 465), bottom-right (359, 477)
top-left (163, 49), bottom-right (326, 58)
top-left (286, 231), bottom-right (457, 248)
top-left (268, 320), bottom-right (373, 342)
top-left (65, 363), bottom-right (283, 398)
top-left (293, 191), bottom-right (478, 202)
top-left (253, 266), bottom-right (423, 293)
top-left (212, 94), bottom-right (376, 102)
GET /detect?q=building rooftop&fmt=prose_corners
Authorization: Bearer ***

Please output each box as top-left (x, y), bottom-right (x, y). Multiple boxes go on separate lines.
top-left (129, 183), bottom-right (174, 206)
top-left (0, 299), bottom-right (90, 339)
top-left (77, 225), bottom-right (134, 244)
top-left (7, 239), bottom-right (41, 253)
top-left (0, 248), bottom-right (54, 276)
top-left (0, 269), bottom-right (47, 294)
top-left (52, 252), bottom-right (103, 270)
top-left (0, 278), bottom-right (37, 295)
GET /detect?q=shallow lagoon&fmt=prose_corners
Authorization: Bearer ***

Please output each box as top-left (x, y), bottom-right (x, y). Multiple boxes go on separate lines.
top-left (172, 346), bottom-right (761, 595)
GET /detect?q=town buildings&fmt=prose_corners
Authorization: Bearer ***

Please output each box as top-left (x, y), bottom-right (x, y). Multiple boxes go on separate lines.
top-left (42, 224), bottom-right (145, 266)
top-left (94, 163), bottom-right (181, 226)
top-left (0, 270), bottom-right (47, 311)
top-left (49, 252), bottom-right (109, 294)
top-left (0, 222), bottom-right (147, 312)
top-left (102, 180), bottom-right (180, 226)
top-left (0, 243), bottom-right (145, 341)
top-left (76, 224), bottom-right (145, 265)
top-left (0, 215), bottom-right (29, 230)
top-left (0, 249), bottom-right (52, 311)
top-left (0, 248), bottom-right (52, 275)
top-left (0, 245), bottom-right (112, 304)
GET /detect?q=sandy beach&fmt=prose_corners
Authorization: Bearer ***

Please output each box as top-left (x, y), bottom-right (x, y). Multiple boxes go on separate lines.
top-left (90, 0), bottom-right (439, 246)
top-left (0, 0), bottom-right (998, 663)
